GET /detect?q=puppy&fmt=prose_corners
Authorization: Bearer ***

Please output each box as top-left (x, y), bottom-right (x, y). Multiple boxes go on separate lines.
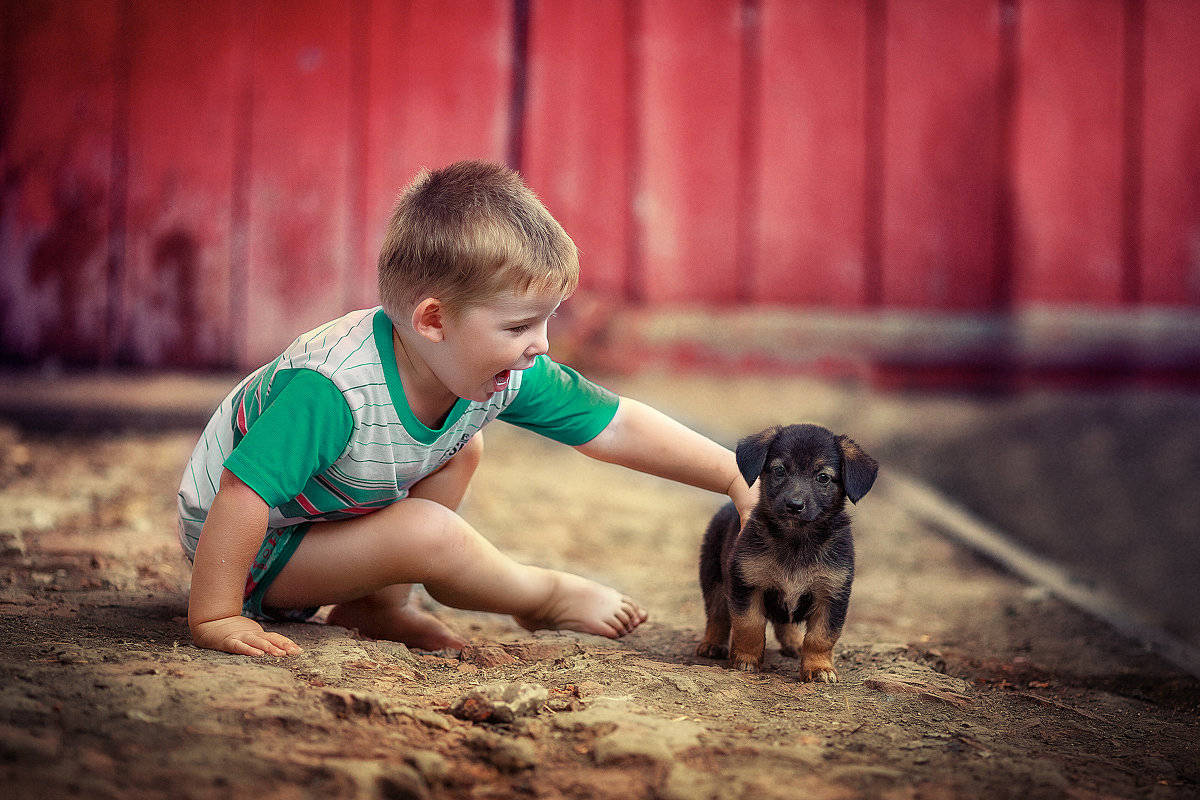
top-left (696, 424), bottom-right (878, 682)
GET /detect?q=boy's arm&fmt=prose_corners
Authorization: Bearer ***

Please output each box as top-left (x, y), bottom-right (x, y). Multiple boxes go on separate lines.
top-left (188, 469), bottom-right (302, 657)
top-left (575, 397), bottom-right (757, 525)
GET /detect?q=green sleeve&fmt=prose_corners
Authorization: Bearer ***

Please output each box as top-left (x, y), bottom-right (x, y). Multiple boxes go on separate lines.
top-left (224, 369), bottom-right (354, 507)
top-left (498, 356), bottom-right (619, 446)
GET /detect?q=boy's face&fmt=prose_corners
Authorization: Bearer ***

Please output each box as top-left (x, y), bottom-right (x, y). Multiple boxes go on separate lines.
top-left (426, 287), bottom-right (564, 403)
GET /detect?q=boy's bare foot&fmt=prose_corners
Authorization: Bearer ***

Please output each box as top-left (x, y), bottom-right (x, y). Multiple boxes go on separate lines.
top-left (513, 571), bottom-right (648, 639)
top-left (328, 597), bottom-right (467, 652)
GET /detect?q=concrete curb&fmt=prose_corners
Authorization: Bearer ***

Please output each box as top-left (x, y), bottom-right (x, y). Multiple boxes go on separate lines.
top-left (883, 471), bottom-right (1200, 679)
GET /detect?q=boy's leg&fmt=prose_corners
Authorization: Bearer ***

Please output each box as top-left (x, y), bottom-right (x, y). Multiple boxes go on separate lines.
top-left (326, 582), bottom-right (465, 651)
top-left (260, 496), bottom-right (645, 642)
top-left (326, 433), bottom-right (484, 650)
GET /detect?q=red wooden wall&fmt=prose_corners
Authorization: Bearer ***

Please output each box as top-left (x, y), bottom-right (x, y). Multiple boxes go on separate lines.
top-left (2, 0), bottom-right (1198, 372)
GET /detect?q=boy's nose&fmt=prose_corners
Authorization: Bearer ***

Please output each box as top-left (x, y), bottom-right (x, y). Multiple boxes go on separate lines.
top-left (525, 323), bottom-right (550, 358)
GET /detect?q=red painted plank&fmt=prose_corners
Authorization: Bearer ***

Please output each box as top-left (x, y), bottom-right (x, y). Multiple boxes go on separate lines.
top-left (1013, 0), bottom-right (1126, 306)
top-left (523, 0), bottom-right (632, 301)
top-left (241, 0), bottom-right (356, 366)
top-left (754, 0), bottom-right (869, 307)
top-left (0, 0), bottom-right (117, 363)
top-left (880, 0), bottom-right (1006, 310)
top-left (636, 0), bottom-right (744, 303)
top-left (1141, 2), bottom-right (1200, 306)
top-left (119, 0), bottom-right (242, 367)
top-left (358, 0), bottom-right (512, 311)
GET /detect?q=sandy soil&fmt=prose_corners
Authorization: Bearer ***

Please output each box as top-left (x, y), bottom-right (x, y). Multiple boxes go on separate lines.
top-left (1, 374), bottom-right (1198, 799)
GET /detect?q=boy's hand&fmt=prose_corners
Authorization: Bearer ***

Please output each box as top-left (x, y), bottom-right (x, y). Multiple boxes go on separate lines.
top-left (191, 615), bottom-right (302, 657)
top-left (729, 475), bottom-right (759, 532)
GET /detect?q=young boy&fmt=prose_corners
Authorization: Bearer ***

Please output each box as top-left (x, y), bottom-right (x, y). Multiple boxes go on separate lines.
top-left (178, 160), bottom-right (755, 658)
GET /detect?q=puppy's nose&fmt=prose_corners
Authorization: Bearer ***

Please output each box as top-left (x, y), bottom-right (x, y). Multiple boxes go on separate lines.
top-left (786, 499), bottom-right (806, 514)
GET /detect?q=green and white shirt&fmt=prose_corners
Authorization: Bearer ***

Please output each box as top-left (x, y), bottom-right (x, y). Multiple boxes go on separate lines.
top-left (177, 307), bottom-right (618, 557)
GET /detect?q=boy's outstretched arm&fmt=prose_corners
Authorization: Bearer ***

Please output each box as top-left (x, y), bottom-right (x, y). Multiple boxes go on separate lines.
top-left (188, 469), bottom-right (303, 657)
top-left (575, 397), bottom-right (757, 524)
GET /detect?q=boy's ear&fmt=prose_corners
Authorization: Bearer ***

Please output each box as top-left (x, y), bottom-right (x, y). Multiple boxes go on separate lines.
top-left (735, 426), bottom-right (780, 488)
top-left (411, 298), bottom-right (445, 343)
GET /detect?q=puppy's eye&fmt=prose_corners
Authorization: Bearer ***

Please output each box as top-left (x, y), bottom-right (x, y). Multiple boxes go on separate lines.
top-left (770, 465), bottom-right (786, 479)
top-left (815, 473), bottom-right (832, 485)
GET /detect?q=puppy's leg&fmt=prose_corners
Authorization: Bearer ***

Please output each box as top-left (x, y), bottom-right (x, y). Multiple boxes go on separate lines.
top-left (728, 591), bottom-right (768, 672)
top-left (800, 600), bottom-right (841, 683)
top-left (696, 515), bottom-right (733, 659)
top-left (774, 621), bottom-right (804, 659)
top-left (696, 607), bottom-right (730, 659)
top-left (696, 574), bottom-right (731, 658)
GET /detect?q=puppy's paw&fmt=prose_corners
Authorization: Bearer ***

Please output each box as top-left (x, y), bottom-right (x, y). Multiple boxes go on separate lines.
top-left (695, 641), bottom-right (728, 660)
top-left (801, 649), bottom-right (837, 682)
top-left (730, 653), bottom-right (762, 672)
top-left (803, 666), bottom-right (838, 683)
top-left (773, 624), bottom-right (804, 658)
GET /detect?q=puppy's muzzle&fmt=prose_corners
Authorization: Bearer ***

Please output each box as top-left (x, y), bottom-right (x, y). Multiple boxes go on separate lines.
top-left (782, 495), bottom-right (821, 523)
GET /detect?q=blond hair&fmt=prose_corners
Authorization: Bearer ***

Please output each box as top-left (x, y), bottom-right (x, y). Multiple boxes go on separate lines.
top-left (377, 161), bottom-right (579, 319)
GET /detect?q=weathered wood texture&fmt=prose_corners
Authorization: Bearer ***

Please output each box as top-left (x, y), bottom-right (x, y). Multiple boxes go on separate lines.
top-left (2, 0), bottom-right (1197, 371)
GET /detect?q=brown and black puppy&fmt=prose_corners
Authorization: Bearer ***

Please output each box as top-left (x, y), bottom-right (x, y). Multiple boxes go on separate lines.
top-left (696, 424), bottom-right (878, 682)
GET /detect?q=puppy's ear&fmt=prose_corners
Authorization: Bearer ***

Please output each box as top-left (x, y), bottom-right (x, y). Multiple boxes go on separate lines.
top-left (735, 426), bottom-right (780, 487)
top-left (837, 435), bottom-right (878, 503)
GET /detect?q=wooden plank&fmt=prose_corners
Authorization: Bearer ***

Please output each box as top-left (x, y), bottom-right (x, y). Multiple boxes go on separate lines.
top-left (1013, 0), bottom-right (1126, 306)
top-left (636, 0), bottom-right (744, 303)
top-left (880, 0), bottom-right (1005, 310)
top-left (118, 0), bottom-right (241, 367)
top-left (754, 0), bottom-right (869, 307)
top-left (241, 0), bottom-right (356, 366)
top-left (0, 0), bottom-right (117, 364)
top-left (358, 0), bottom-right (512, 311)
top-left (522, 0), bottom-right (632, 301)
top-left (1140, 1), bottom-right (1200, 306)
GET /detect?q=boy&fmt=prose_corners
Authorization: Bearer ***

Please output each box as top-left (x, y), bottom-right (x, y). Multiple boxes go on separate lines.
top-left (178, 160), bottom-right (756, 658)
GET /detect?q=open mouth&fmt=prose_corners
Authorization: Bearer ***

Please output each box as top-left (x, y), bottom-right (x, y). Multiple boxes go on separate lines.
top-left (491, 370), bottom-right (511, 393)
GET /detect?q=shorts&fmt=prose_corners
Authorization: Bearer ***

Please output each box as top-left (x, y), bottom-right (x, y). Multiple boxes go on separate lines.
top-left (241, 522), bottom-right (320, 623)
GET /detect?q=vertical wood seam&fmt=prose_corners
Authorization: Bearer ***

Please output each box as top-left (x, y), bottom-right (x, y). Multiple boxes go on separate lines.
top-left (1121, 0), bottom-right (1145, 306)
top-left (863, 0), bottom-right (886, 307)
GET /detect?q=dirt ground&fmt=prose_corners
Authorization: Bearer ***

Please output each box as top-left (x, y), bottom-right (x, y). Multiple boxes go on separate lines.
top-left (1, 372), bottom-right (1198, 800)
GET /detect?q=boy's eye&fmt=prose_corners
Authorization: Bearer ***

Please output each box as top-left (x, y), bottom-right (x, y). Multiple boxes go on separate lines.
top-left (508, 313), bottom-right (554, 335)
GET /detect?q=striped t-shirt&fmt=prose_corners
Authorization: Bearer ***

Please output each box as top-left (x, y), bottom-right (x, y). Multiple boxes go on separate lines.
top-left (176, 307), bottom-right (618, 557)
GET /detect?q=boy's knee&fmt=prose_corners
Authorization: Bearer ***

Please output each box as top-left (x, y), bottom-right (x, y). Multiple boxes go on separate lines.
top-left (401, 500), bottom-right (477, 570)
top-left (402, 498), bottom-right (469, 546)
top-left (455, 432), bottom-right (484, 471)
